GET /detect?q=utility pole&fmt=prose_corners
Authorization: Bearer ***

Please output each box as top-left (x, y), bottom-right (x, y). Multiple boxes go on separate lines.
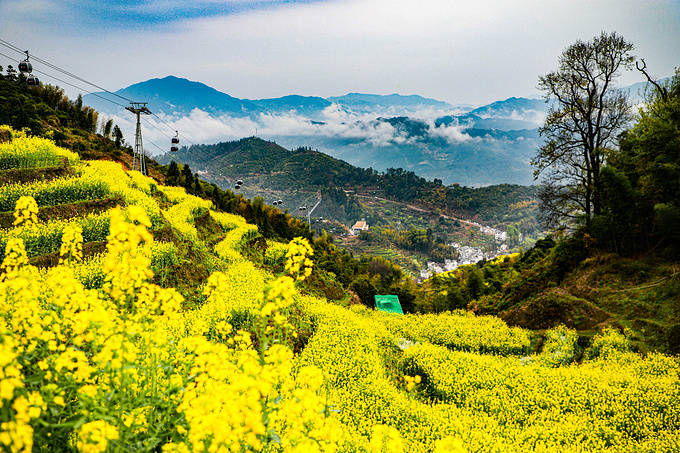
top-left (125, 102), bottom-right (151, 175)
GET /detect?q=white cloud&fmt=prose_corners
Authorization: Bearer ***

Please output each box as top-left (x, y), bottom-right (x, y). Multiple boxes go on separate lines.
top-left (121, 105), bottom-right (484, 155)
top-left (426, 120), bottom-right (472, 143)
top-left (4, 0), bottom-right (680, 108)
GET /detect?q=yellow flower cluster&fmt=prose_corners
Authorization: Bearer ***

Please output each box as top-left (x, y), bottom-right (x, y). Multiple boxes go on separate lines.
top-left (0, 126), bottom-right (80, 170)
top-left (102, 206), bottom-right (155, 306)
top-left (264, 240), bottom-right (289, 267)
top-left (0, 210), bottom-right (111, 262)
top-left (402, 341), bottom-right (680, 450)
top-left (76, 420), bottom-right (119, 453)
top-left (160, 187), bottom-right (213, 240)
top-left (85, 161), bottom-right (163, 227)
top-left (372, 309), bottom-right (531, 355)
top-left (126, 168), bottom-right (156, 194)
top-left (211, 211), bottom-right (259, 264)
top-left (0, 176), bottom-right (109, 212)
top-left (285, 237), bottom-right (314, 281)
top-left (0, 327), bottom-right (43, 453)
top-left (58, 224), bottom-right (83, 265)
top-left (1, 238), bottom-right (29, 274)
top-left (403, 374), bottom-right (421, 392)
top-left (12, 196), bottom-right (39, 229)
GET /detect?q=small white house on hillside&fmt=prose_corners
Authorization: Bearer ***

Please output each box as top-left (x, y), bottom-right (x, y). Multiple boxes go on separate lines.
top-left (351, 220), bottom-right (369, 236)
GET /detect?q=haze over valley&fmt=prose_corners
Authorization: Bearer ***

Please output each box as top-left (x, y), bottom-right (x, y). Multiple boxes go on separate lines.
top-left (85, 75), bottom-right (551, 186)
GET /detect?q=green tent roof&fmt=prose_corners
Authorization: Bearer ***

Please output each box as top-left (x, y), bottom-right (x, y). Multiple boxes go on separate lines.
top-left (374, 295), bottom-right (403, 315)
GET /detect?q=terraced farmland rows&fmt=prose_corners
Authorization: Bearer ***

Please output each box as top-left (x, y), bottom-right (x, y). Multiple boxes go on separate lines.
top-left (1, 126), bottom-right (679, 453)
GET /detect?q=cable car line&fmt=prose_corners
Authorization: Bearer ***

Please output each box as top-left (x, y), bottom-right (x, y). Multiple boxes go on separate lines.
top-left (34, 69), bottom-right (129, 109)
top-left (1, 50), bottom-right (136, 112)
top-left (0, 39), bottom-right (134, 104)
top-left (149, 112), bottom-right (196, 147)
top-left (141, 117), bottom-right (174, 140)
top-left (0, 40), bottom-right (198, 148)
top-left (0, 40), bottom-right (236, 178)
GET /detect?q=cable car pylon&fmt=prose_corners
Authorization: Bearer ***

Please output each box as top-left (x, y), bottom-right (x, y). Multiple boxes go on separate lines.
top-left (125, 102), bottom-right (151, 175)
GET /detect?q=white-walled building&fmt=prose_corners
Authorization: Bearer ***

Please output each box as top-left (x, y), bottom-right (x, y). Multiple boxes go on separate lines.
top-left (351, 220), bottom-right (369, 236)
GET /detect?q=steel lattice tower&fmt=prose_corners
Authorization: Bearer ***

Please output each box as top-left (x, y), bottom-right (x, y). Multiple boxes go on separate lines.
top-left (125, 102), bottom-right (151, 175)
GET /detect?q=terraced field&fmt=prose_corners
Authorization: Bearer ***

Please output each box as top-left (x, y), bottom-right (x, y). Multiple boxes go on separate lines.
top-left (1, 126), bottom-right (679, 453)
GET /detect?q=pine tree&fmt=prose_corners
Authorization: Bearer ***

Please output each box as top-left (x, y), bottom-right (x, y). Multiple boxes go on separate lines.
top-left (182, 164), bottom-right (193, 193)
top-left (166, 161), bottom-right (180, 186)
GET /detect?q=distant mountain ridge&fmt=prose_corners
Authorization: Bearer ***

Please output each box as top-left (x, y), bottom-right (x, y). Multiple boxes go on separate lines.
top-left (84, 75), bottom-right (661, 187)
top-left (103, 76), bottom-right (263, 117)
top-left (84, 75), bottom-right (485, 120)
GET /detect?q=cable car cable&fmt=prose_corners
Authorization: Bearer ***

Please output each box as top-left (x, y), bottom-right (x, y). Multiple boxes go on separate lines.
top-left (0, 39), bottom-right (134, 104)
top-left (0, 41), bottom-right (228, 176)
top-left (149, 112), bottom-right (196, 146)
top-left (0, 40), bottom-right (200, 148)
top-left (0, 51), bottom-right (134, 111)
top-left (33, 68), bottom-right (129, 109)
top-left (141, 117), bottom-right (174, 140)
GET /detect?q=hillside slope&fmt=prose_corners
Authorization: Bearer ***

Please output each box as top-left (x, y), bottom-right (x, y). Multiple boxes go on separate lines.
top-left (157, 137), bottom-right (541, 229)
top-left (1, 125), bottom-right (679, 452)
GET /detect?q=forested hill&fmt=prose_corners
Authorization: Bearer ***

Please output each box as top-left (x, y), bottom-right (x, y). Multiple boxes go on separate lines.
top-left (157, 138), bottom-right (540, 226)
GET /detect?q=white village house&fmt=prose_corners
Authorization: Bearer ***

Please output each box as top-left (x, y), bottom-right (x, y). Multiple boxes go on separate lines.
top-left (351, 220), bottom-right (369, 236)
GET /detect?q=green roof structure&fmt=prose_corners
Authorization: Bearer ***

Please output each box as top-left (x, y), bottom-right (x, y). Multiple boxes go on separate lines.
top-left (374, 295), bottom-right (403, 315)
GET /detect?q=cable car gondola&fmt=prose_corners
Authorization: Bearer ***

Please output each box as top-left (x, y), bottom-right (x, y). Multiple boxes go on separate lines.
top-left (18, 61), bottom-right (32, 74)
top-left (19, 51), bottom-right (39, 86)
top-left (18, 51), bottom-right (32, 73)
top-left (171, 131), bottom-right (179, 152)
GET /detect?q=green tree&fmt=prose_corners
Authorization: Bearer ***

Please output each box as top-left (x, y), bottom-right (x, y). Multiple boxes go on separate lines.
top-left (446, 286), bottom-right (467, 311)
top-left (112, 125), bottom-right (124, 147)
top-left (533, 31), bottom-right (635, 230)
top-left (182, 164), bottom-right (194, 193)
top-left (613, 69), bottom-right (680, 257)
top-left (166, 161), bottom-right (180, 186)
top-left (103, 118), bottom-right (114, 139)
top-left (465, 266), bottom-right (485, 301)
top-left (348, 275), bottom-right (378, 308)
top-left (193, 174), bottom-right (205, 197)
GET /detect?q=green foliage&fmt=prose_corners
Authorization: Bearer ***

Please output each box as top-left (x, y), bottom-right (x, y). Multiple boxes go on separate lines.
top-left (348, 274), bottom-right (378, 308)
top-left (158, 137), bottom-right (540, 231)
top-left (553, 232), bottom-right (590, 281)
top-left (358, 225), bottom-right (456, 262)
top-left (576, 68), bottom-right (680, 259)
top-left (654, 203), bottom-right (680, 259)
top-left (0, 76), bottom-right (98, 136)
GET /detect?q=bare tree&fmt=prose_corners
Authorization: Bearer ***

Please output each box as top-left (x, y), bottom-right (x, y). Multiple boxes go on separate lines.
top-left (532, 31), bottom-right (635, 230)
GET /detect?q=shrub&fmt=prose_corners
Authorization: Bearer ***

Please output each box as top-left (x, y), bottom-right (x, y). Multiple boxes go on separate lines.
top-left (553, 232), bottom-right (589, 281)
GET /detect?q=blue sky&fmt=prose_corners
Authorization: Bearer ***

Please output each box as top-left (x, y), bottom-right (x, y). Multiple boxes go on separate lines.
top-left (1, 0), bottom-right (679, 105)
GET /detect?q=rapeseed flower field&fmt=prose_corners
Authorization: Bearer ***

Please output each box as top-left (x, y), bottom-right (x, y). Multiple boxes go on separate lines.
top-left (0, 127), bottom-right (678, 452)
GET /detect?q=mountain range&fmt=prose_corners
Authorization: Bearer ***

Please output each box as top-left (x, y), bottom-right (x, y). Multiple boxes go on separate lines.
top-left (83, 75), bottom-right (651, 187)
